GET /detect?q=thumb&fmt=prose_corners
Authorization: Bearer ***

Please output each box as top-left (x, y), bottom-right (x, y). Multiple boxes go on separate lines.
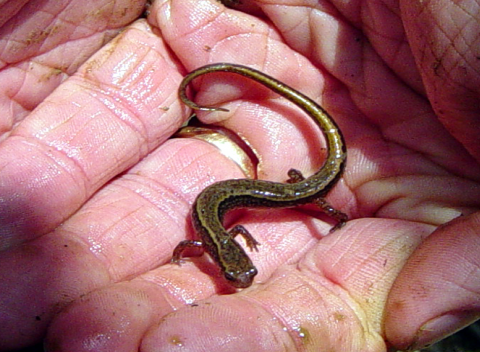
top-left (385, 212), bottom-right (480, 350)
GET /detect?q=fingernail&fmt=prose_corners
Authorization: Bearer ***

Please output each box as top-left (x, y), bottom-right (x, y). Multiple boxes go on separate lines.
top-left (412, 311), bottom-right (480, 349)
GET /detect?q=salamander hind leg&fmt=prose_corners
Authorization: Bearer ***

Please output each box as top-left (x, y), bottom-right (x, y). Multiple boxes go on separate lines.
top-left (286, 168), bottom-right (305, 183)
top-left (229, 225), bottom-right (260, 252)
top-left (313, 198), bottom-right (348, 233)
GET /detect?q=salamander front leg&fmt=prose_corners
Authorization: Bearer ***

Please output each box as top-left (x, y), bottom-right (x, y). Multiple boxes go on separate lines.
top-left (229, 225), bottom-right (260, 252)
top-left (171, 240), bottom-right (204, 264)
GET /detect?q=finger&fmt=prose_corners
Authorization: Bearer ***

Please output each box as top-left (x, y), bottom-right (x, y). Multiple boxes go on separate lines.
top-left (154, 0), bottom-right (480, 230)
top-left (0, 233), bottom-right (110, 351)
top-left (0, 0), bottom-right (145, 134)
top-left (262, 0), bottom-right (424, 95)
top-left (152, 0), bottom-right (283, 70)
top-left (0, 135), bottom-right (241, 349)
top-left (0, 134), bottom-right (333, 349)
top-left (139, 220), bottom-right (431, 352)
top-left (257, 0), bottom-right (480, 181)
top-left (153, 0), bottom-right (353, 195)
top-left (401, 0), bottom-right (480, 162)
top-left (0, 25), bottom-right (188, 349)
top-left (44, 267), bottom-right (217, 352)
top-left (0, 20), bottom-right (185, 249)
top-left (385, 212), bottom-right (480, 350)
top-left (43, 219), bottom-right (429, 351)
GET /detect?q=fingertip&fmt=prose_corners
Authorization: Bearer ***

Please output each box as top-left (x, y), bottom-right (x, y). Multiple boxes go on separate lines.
top-left (140, 297), bottom-right (281, 352)
top-left (385, 213), bottom-right (480, 349)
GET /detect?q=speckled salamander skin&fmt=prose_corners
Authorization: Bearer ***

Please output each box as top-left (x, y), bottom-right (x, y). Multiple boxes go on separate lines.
top-left (171, 63), bottom-right (347, 288)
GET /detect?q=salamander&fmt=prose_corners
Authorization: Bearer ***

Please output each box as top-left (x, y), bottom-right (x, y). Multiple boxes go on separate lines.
top-left (171, 63), bottom-right (347, 288)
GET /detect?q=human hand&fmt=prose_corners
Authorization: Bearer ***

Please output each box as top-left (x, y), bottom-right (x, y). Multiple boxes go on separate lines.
top-left (1, 0), bottom-right (479, 351)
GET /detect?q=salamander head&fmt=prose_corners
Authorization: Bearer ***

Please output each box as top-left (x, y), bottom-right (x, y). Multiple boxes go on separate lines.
top-left (216, 238), bottom-right (259, 288)
top-left (224, 267), bottom-right (258, 288)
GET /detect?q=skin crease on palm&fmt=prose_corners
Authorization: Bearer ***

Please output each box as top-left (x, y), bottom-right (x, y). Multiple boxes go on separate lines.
top-left (0, 0), bottom-right (479, 351)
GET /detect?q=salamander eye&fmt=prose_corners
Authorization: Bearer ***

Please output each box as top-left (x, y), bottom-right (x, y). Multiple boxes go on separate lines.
top-left (224, 268), bottom-right (257, 288)
top-left (224, 271), bottom-right (237, 282)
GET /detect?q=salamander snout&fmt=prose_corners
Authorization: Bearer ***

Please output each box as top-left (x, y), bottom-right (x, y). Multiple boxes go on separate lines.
top-left (224, 267), bottom-right (258, 288)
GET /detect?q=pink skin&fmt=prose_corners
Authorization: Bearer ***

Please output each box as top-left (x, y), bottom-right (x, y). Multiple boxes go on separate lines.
top-left (0, 0), bottom-right (479, 351)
